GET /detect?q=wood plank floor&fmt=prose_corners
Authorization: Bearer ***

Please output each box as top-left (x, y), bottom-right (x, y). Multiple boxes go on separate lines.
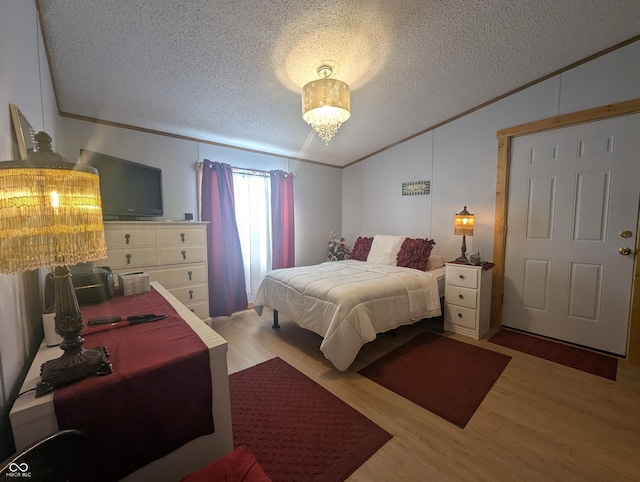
top-left (210, 308), bottom-right (640, 482)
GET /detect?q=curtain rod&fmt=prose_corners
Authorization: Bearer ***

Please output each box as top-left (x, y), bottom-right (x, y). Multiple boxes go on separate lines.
top-left (195, 161), bottom-right (295, 177)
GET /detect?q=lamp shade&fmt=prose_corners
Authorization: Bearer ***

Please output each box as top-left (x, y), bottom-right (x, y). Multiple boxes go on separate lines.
top-left (454, 206), bottom-right (474, 236)
top-left (0, 132), bottom-right (107, 274)
top-left (302, 67), bottom-right (350, 144)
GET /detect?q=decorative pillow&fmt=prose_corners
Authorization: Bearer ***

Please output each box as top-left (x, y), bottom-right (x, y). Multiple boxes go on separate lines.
top-left (366, 235), bottom-right (407, 265)
top-left (180, 445), bottom-right (272, 482)
top-left (350, 236), bottom-right (374, 261)
top-left (396, 237), bottom-right (436, 271)
top-left (426, 254), bottom-right (444, 271)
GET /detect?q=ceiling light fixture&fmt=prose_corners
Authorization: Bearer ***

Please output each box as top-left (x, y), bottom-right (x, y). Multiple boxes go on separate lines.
top-left (302, 64), bottom-right (350, 144)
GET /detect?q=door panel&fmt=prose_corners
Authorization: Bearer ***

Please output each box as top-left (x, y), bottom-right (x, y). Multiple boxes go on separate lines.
top-left (503, 114), bottom-right (640, 355)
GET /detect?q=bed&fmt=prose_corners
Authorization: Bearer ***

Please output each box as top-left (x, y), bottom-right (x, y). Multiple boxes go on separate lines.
top-left (253, 235), bottom-right (444, 371)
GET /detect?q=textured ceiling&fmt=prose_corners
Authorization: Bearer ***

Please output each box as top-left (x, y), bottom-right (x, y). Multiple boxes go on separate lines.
top-left (37, 0), bottom-right (639, 167)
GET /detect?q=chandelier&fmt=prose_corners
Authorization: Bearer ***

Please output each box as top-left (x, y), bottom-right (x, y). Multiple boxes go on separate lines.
top-left (302, 65), bottom-right (350, 144)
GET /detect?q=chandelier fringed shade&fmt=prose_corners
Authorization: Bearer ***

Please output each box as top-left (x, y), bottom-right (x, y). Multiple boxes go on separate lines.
top-left (0, 135), bottom-right (107, 274)
top-left (302, 65), bottom-right (350, 144)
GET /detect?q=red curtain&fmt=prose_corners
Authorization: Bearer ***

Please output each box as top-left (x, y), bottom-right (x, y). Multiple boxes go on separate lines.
top-left (201, 160), bottom-right (248, 316)
top-left (270, 170), bottom-right (295, 269)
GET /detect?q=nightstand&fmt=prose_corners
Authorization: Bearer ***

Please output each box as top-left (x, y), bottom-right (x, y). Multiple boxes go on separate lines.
top-left (444, 262), bottom-right (493, 340)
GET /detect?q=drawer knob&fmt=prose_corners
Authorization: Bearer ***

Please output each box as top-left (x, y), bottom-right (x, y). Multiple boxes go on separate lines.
top-left (188, 270), bottom-right (193, 281)
top-left (125, 233), bottom-right (131, 245)
top-left (457, 312), bottom-right (463, 318)
top-left (189, 289), bottom-right (194, 300)
top-left (125, 253), bottom-right (131, 265)
top-left (458, 294), bottom-right (464, 299)
top-left (458, 274), bottom-right (465, 279)
top-left (181, 250), bottom-right (187, 260)
top-left (180, 232), bottom-right (185, 243)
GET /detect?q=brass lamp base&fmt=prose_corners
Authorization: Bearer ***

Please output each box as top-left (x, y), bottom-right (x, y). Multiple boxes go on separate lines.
top-left (36, 346), bottom-right (112, 397)
top-left (455, 234), bottom-right (470, 263)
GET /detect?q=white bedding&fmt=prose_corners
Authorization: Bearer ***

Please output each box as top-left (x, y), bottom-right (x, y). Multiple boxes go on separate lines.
top-left (254, 259), bottom-right (442, 371)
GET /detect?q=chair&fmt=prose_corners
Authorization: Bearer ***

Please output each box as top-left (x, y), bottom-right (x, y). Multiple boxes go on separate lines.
top-left (1, 430), bottom-right (88, 482)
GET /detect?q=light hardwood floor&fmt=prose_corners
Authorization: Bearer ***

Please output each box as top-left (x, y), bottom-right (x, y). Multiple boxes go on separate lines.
top-left (210, 309), bottom-right (640, 482)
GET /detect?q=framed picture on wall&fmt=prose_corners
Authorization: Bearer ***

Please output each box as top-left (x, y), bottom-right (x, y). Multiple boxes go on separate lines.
top-left (9, 104), bottom-right (36, 160)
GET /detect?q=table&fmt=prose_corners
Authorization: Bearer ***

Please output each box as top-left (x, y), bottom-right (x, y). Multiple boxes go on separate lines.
top-left (10, 282), bottom-right (233, 481)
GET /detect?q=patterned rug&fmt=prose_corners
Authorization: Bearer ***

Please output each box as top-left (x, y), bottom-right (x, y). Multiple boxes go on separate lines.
top-left (489, 329), bottom-right (618, 380)
top-left (359, 331), bottom-right (511, 428)
top-left (229, 357), bottom-right (392, 482)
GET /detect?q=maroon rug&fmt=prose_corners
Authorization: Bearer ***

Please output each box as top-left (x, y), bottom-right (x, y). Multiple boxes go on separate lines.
top-left (489, 329), bottom-right (618, 380)
top-left (229, 357), bottom-right (392, 482)
top-left (359, 332), bottom-right (511, 428)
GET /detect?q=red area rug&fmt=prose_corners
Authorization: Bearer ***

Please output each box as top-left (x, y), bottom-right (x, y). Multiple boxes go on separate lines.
top-left (229, 357), bottom-right (392, 482)
top-left (359, 332), bottom-right (511, 428)
top-left (489, 329), bottom-right (618, 380)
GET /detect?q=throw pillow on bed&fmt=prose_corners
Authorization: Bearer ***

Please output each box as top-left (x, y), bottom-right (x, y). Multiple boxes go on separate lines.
top-left (396, 237), bottom-right (436, 271)
top-left (350, 236), bottom-right (374, 261)
top-left (366, 235), bottom-right (407, 264)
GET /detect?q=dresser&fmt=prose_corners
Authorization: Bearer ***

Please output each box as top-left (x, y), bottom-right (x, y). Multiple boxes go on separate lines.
top-left (103, 221), bottom-right (210, 323)
top-left (444, 263), bottom-right (492, 340)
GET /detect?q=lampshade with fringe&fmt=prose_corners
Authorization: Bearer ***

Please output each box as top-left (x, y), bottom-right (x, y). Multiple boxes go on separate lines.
top-left (0, 131), bottom-right (112, 396)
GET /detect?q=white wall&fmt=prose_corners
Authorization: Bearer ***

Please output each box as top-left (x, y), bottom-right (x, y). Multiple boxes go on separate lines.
top-left (343, 40), bottom-right (640, 263)
top-left (0, 0), bottom-right (60, 459)
top-left (60, 119), bottom-right (342, 268)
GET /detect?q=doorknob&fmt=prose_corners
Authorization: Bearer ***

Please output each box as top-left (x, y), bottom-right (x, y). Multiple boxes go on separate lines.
top-left (618, 247), bottom-right (632, 256)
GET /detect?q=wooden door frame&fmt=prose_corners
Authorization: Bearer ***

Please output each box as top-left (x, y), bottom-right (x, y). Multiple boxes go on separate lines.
top-left (491, 97), bottom-right (640, 365)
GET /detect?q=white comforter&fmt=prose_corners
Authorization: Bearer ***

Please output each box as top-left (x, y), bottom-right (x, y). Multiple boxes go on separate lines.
top-left (253, 260), bottom-right (442, 370)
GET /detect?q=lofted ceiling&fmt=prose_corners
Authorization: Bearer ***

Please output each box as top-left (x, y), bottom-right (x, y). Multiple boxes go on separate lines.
top-left (36, 0), bottom-right (639, 167)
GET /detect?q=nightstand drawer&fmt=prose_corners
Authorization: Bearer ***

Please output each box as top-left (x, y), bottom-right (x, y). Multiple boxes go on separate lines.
top-left (445, 285), bottom-right (477, 310)
top-left (446, 265), bottom-right (479, 289)
top-left (445, 304), bottom-right (477, 330)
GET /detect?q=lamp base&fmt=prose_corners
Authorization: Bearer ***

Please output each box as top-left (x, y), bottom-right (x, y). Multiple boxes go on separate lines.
top-left (36, 346), bottom-right (112, 397)
top-left (454, 254), bottom-right (470, 263)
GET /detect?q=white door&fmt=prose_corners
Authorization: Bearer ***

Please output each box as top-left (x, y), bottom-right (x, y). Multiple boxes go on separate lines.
top-left (503, 114), bottom-right (640, 355)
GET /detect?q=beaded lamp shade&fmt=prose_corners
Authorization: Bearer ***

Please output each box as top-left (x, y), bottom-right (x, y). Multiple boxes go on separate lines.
top-left (302, 65), bottom-right (350, 144)
top-left (0, 131), bottom-right (111, 396)
top-left (0, 132), bottom-right (107, 273)
top-left (454, 206), bottom-right (474, 263)
top-left (454, 206), bottom-right (474, 237)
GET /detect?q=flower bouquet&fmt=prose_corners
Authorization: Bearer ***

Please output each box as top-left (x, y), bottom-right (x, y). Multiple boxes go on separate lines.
top-left (326, 231), bottom-right (351, 261)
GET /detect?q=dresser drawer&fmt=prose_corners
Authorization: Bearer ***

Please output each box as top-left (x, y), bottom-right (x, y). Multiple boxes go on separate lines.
top-left (446, 265), bottom-right (479, 289)
top-left (158, 228), bottom-right (206, 246)
top-left (146, 264), bottom-right (207, 288)
top-left (104, 228), bottom-right (156, 248)
top-left (445, 285), bottom-right (478, 310)
top-left (186, 302), bottom-right (210, 321)
top-left (106, 248), bottom-right (157, 269)
top-left (169, 283), bottom-right (208, 305)
top-left (445, 304), bottom-right (477, 330)
top-left (158, 246), bottom-right (206, 265)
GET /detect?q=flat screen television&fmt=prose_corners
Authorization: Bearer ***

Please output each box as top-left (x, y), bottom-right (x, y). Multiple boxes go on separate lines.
top-left (79, 149), bottom-right (163, 219)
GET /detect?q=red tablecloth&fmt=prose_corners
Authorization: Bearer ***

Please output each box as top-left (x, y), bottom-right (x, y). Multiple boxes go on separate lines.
top-left (53, 287), bottom-right (214, 482)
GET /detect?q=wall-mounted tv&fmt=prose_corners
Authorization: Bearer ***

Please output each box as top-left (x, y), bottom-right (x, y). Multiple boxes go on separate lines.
top-left (79, 150), bottom-right (163, 220)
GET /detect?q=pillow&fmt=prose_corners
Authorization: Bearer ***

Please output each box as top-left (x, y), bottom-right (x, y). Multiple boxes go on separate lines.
top-left (396, 237), bottom-right (436, 271)
top-left (366, 235), bottom-right (407, 265)
top-left (350, 236), bottom-right (373, 261)
top-left (426, 254), bottom-right (444, 271)
top-left (180, 445), bottom-right (272, 482)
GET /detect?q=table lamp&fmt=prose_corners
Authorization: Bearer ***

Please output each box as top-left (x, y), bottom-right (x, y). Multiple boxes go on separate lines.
top-left (454, 205), bottom-right (474, 263)
top-left (0, 131), bottom-right (112, 397)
